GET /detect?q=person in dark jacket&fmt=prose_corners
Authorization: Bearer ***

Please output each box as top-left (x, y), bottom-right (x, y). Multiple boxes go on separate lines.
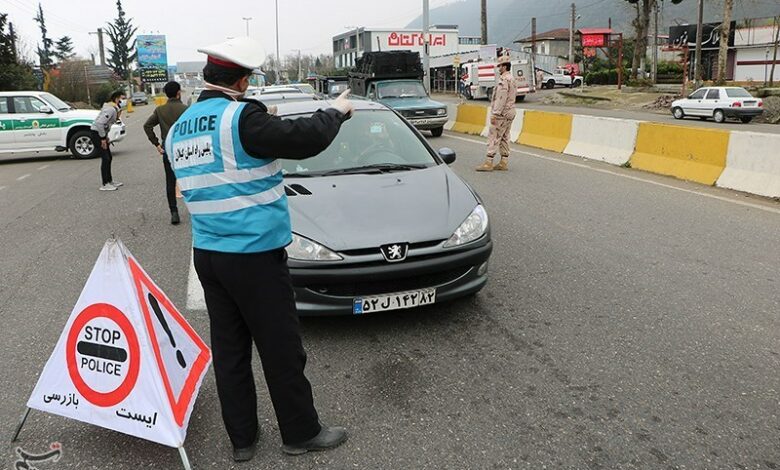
top-left (143, 81), bottom-right (187, 224)
top-left (91, 90), bottom-right (125, 191)
top-left (166, 37), bottom-right (354, 462)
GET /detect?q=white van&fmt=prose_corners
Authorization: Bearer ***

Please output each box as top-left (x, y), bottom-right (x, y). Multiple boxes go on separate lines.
top-left (0, 91), bottom-right (126, 159)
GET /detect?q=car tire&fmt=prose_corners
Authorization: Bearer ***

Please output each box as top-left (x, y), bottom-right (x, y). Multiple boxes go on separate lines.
top-left (713, 109), bottom-right (726, 123)
top-left (486, 88), bottom-right (493, 101)
top-left (573, 79), bottom-right (582, 87)
top-left (672, 107), bottom-right (684, 120)
top-left (431, 127), bottom-right (444, 137)
top-left (516, 95), bottom-right (526, 102)
top-left (68, 130), bottom-right (99, 159)
top-left (547, 80), bottom-right (555, 89)
top-left (740, 116), bottom-right (753, 123)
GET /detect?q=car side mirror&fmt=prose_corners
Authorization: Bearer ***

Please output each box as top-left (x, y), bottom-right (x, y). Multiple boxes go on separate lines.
top-left (438, 147), bottom-right (456, 164)
top-left (38, 105), bottom-right (52, 114)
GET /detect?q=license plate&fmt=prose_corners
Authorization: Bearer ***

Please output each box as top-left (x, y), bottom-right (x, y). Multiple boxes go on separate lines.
top-left (353, 288), bottom-right (436, 315)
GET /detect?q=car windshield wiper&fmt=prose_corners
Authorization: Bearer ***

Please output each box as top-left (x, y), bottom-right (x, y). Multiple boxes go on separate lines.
top-left (321, 163), bottom-right (428, 176)
top-left (283, 172), bottom-right (316, 178)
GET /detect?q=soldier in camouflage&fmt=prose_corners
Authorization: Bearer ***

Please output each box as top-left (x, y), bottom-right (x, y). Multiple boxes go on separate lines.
top-left (477, 55), bottom-right (516, 172)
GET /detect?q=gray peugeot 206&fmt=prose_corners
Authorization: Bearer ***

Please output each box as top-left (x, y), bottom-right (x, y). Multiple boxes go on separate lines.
top-left (272, 99), bottom-right (493, 316)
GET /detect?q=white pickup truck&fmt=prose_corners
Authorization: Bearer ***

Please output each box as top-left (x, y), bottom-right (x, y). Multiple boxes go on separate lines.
top-left (540, 68), bottom-right (583, 89)
top-left (0, 91), bottom-right (126, 159)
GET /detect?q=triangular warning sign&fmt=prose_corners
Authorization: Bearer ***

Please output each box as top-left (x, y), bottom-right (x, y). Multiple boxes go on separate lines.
top-left (26, 239), bottom-right (211, 448)
top-left (127, 256), bottom-right (210, 428)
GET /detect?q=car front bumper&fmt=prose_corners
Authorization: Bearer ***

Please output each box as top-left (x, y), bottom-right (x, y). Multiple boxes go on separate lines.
top-left (290, 240), bottom-right (493, 316)
top-left (723, 108), bottom-right (763, 118)
top-left (406, 116), bottom-right (449, 130)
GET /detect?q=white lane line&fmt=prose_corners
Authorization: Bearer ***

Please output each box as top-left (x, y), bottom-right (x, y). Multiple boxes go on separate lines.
top-left (16, 173), bottom-right (31, 181)
top-left (37, 164), bottom-right (50, 170)
top-left (186, 248), bottom-right (207, 311)
top-left (445, 133), bottom-right (780, 216)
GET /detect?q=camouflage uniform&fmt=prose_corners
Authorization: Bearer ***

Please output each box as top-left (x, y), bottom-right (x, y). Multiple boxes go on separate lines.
top-left (477, 65), bottom-right (516, 171)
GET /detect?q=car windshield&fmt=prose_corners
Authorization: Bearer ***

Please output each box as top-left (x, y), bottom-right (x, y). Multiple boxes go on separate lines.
top-left (725, 88), bottom-right (753, 98)
top-left (377, 81), bottom-right (426, 99)
top-left (280, 110), bottom-right (437, 176)
top-left (41, 92), bottom-right (71, 111)
top-left (328, 82), bottom-right (348, 96)
top-left (292, 84), bottom-right (316, 94)
top-left (133, 92), bottom-right (146, 97)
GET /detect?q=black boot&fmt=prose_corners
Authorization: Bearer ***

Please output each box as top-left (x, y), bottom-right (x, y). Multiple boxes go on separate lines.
top-left (232, 432), bottom-right (260, 462)
top-left (281, 425), bottom-right (347, 456)
top-left (170, 209), bottom-right (180, 225)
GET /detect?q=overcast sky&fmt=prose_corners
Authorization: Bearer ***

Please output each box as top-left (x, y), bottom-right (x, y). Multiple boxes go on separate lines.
top-left (1, 0), bottom-right (460, 65)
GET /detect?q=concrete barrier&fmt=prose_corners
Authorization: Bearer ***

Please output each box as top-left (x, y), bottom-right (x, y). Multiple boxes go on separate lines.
top-left (451, 104), bottom-right (488, 136)
top-left (443, 103), bottom-right (459, 131)
top-left (716, 131), bottom-right (780, 198)
top-left (630, 123), bottom-right (730, 185)
top-left (518, 110), bottom-right (573, 153)
top-left (509, 109), bottom-right (525, 143)
top-left (563, 115), bottom-right (639, 166)
top-left (154, 96), bottom-right (167, 106)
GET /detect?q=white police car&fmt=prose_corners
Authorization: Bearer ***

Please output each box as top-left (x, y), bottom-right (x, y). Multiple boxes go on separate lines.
top-left (0, 91), bottom-right (126, 159)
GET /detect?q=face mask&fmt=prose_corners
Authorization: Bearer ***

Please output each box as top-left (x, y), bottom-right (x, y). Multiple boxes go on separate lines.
top-left (118, 99), bottom-right (126, 108)
top-left (204, 81), bottom-right (245, 100)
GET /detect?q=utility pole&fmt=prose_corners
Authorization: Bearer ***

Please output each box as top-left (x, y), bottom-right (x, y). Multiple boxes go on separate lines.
top-left (275, 0), bottom-right (281, 84)
top-left (531, 17), bottom-right (537, 87)
top-left (652, 0), bottom-right (659, 83)
top-left (569, 2), bottom-right (576, 63)
top-left (88, 28), bottom-right (106, 66)
top-left (84, 65), bottom-right (91, 105)
top-left (423, 0), bottom-right (430, 93)
top-left (481, 0), bottom-right (488, 45)
top-left (693, 0), bottom-right (704, 86)
top-left (242, 17), bottom-right (252, 37)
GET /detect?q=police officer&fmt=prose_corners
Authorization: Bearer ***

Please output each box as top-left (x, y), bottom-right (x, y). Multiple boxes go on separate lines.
top-left (476, 55), bottom-right (517, 172)
top-left (166, 37), bottom-right (354, 461)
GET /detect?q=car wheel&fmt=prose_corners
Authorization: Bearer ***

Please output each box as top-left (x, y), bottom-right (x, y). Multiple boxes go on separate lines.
top-left (547, 80), bottom-right (555, 89)
top-left (516, 95), bottom-right (526, 102)
top-left (430, 127), bottom-right (444, 137)
top-left (672, 107), bottom-right (684, 120)
top-left (713, 109), bottom-right (726, 123)
top-left (69, 130), bottom-right (98, 159)
top-left (740, 116), bottom-right (753, 123)
top-left (573, 79), bottom-right (582, 87)
top-left (486, 88), bottom-right (493, 101)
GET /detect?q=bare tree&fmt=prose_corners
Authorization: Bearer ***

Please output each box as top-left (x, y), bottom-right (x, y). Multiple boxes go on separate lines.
top-left (770, 16), bottom-right (779, 87)
top-left (716, 0), bottom-right (733, 84)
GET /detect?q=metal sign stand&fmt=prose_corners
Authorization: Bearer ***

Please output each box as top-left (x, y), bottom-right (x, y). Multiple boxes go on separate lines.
top-left (11, 407), bottom-right (194, 470)
top-left (10, 407), bottom-right (31, 443)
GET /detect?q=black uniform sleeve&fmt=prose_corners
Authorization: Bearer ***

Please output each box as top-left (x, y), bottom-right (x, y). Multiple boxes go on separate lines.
top-left (237, 101), bottom-right (349, 160)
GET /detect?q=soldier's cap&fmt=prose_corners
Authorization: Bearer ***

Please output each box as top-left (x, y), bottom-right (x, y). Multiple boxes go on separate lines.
top-left (198, 36), bottom-right (266, 71)
top-left (497, 55), bottom-right (512, 66)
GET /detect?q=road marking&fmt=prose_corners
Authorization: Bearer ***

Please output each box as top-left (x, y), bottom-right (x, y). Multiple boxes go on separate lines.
top-left (186, 249), bottom-right (206, 311)
top-left (37, 164), bottom-right (50, 170)
top-left (16, 173), bottom-right (30, 181)
top-left (445, 133), bottom-right (780, 216)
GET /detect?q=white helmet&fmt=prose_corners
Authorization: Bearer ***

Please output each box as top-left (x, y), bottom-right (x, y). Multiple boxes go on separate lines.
top-left (198, 36), bottom-right (266, 70)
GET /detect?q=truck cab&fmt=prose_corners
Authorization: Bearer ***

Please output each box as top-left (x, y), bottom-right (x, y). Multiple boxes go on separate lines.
top-left (350, 51), bottom-right (447, 137)
top-left (541, 66), bottom-right (583, 89)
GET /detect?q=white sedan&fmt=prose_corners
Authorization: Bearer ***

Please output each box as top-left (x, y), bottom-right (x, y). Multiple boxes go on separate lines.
top-left (671, 87), bottom-right (764, 124)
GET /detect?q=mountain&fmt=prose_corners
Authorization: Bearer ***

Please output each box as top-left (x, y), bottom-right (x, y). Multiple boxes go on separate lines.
top-left (406, 0), bottom-right (780, 47)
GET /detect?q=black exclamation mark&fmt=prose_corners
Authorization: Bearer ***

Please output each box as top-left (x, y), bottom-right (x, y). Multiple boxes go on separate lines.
top-left (148, 293), bottom-right (187, 368)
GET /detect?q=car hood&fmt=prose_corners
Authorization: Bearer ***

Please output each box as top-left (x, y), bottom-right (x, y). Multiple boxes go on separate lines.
top-left (378, 97), bottom-right (445, 111)
top-left (60, 109), bottom-right (99, 120)
top-left (287, 165), bottom-right (479, 251)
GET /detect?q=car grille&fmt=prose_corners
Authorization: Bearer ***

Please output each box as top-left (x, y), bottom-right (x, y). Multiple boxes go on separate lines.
top-left (306, 266), bottom-right (471, 297)
top-left (341, 240), bottom-right (445, 257)
top-left (400, 109), bottom-right (441, 118)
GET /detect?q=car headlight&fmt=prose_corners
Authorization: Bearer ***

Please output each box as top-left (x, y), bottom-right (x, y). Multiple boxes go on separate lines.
top-left (437, 108), bottom-right (447, 115)
top-left (443, 205), bottom-right (488, 248)
top-left (288, 233), bottom-right (342, 261)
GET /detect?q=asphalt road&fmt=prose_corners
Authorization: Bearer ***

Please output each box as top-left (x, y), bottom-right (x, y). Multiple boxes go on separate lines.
top-left (2, 103), bottom-right (780, 469)
top-left (433, 90), bottom-right (780, 134)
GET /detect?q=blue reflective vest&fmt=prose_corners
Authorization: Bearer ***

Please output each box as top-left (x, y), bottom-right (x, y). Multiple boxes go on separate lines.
top-left (166, 98), bottom-right (291, 253)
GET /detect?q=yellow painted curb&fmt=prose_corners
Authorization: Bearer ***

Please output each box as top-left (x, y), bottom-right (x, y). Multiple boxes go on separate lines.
top-left (452, 104), bottom-right (488, 136)
top-left (518, 110), bottom-right (573, 153)
top-left (630, 123), bottom-right (730, 185)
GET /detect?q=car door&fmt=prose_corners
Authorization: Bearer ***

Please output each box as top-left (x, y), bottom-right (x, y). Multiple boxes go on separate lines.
top-left (0, 97), bottom-right (14, 151)
top-left (11, 95), bottom-right (61, 149)
top-left (684, 88), bottom-right (707, 116)
top-left (702, 88), bottom-right (722, 117)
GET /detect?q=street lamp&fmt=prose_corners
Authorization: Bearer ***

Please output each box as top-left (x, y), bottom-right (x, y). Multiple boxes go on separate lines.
top-left (242, 17), bottom-right (252, 37)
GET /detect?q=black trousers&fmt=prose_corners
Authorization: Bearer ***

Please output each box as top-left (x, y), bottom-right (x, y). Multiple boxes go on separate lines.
top-left (162, 153), bottom-right (177, 212)
top-left (93, 131), bottom-right (112, 185)
top-left (193, 247), bottom-right (321, 447)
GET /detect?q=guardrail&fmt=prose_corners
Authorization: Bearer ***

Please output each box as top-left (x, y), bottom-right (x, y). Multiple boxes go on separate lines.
top-left (446, 102), bottom-right (780, 199)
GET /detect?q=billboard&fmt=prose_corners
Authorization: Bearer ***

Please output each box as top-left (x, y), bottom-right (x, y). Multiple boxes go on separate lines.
top-left (369, 30), bottom-right (460, 57)
top-left (669, 22), bottom-right (735, 50)
top-left (137, 35), bottom-right (169, 83)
